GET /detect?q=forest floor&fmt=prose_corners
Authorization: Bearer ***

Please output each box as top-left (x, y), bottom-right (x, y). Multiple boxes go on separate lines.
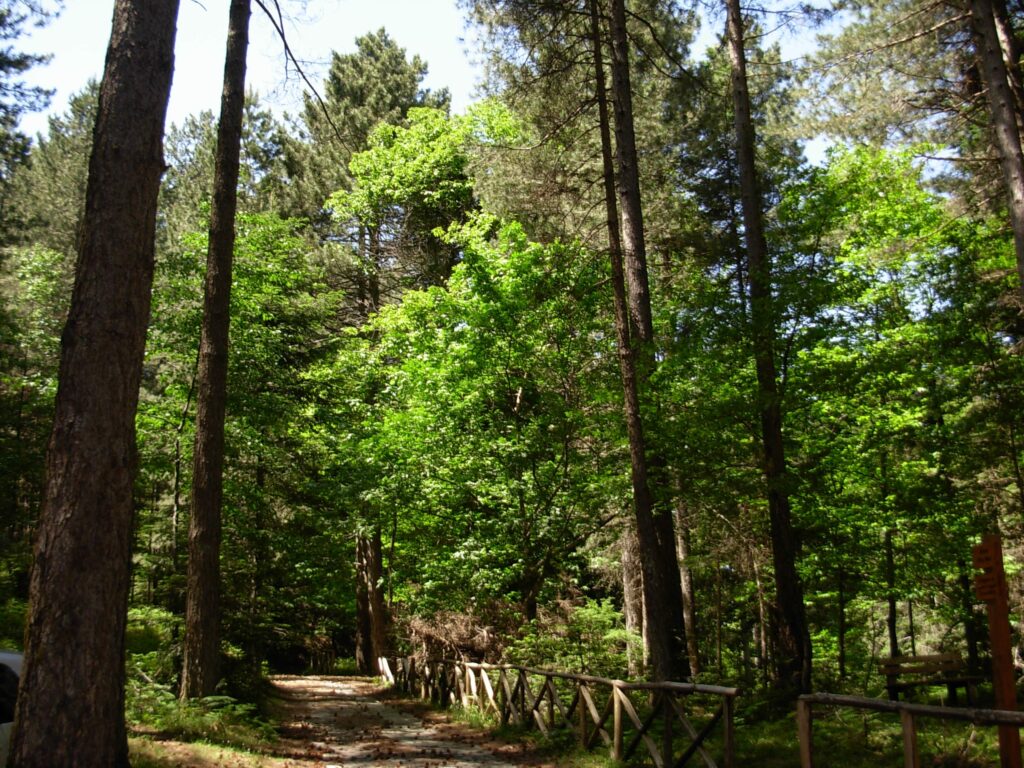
top-left (131, 675), bottom-right (560, 768)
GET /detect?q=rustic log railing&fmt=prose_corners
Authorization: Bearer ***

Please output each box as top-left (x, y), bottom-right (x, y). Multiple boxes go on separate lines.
top-left (379, 656), bottom-right (739, 768)
top-left (797, 692), bottom-right (1024, 768)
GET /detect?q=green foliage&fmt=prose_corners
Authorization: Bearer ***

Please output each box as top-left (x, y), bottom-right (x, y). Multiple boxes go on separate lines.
top-left (126, 684), bottom-right (274, 751)
top-left (502, 599), bottom-right (639, 679)
top-left (125, 605), bottom-right (274, 748)
top-left (285, 27), bottom-right (449, 226)
top-left (351, 217), bottom-right (617, 619)
top-left (0, 598), bottom-right (24, 648)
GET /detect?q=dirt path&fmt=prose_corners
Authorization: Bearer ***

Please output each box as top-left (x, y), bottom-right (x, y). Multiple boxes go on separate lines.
top-left (266, 675), bottom-right (550, 768)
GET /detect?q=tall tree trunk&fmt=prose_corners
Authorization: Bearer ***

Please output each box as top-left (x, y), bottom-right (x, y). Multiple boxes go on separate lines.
top-left (607, 0), bottom-right (689, 680)
top-left (672, 499), bottom-right (701, 676)
top-left (9, 1), bottom-right (179, 764)
top-left (725, 0), bottom-right (811, 694)
top-left (959, 561), bottom-right (981, 673)
top-left (588, 0), bottom-right (687, 681)
top-left (621, 523), bottom-right (645, 676)
top-left (884, 528), bottom-right (901, 658)
top-left (369, 526), bottom-right (387, 667)
top-left (971, 0), bottom-right (1024, 294)
top-left (992, 0), bottom-right (1024, 114)
top-left (354, 528), bottom-right (385, 675)
top-left (837, 566), bottom-right (847, 680)
top-left (181, 0), bottom-right (251, 699)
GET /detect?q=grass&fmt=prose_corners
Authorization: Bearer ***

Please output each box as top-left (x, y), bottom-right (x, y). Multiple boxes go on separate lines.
top-left (129, 737), bottom-right (289, 768)
top-left (431, 689), bottom-right (1004, 768)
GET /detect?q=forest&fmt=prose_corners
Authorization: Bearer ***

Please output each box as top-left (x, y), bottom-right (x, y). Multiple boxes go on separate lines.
top-left (1, 0), bottom-right (1024, 765)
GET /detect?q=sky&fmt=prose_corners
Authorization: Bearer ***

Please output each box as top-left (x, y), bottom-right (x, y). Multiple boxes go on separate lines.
top-left (21, 1), bottom-right (831, 161)
top-left (21, 0), bottom-right (483, 137)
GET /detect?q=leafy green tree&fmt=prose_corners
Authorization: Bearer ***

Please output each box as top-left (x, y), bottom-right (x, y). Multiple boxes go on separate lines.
top-left (284, 28), bottom-right (449, 227)
top-left (355, 216), bottom-right (618, 626)
top-left (2, 81), bottom-right (95, 253)
top-left (0, 0), bottom-right (56, 202)
top-left (778, 145), bottom-right (1012, 680)
top-left (327, 106), bottom-right (477, 316)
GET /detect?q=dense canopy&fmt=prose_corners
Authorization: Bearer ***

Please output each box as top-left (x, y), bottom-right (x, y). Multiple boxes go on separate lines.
top-left (1, 0), bottom-right (1024, 764)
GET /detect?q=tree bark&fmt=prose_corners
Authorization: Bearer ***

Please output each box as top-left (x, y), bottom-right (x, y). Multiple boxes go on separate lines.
top-left (672, 500), bottom-right (701, 676)
top-left (971, 0), bottom-right (1024, 295)
top-left (837, 567), bottom-right (847, 680)
top-left (884, 528), bottom-right (901, 658)
top-left (181, 0), bottom-right (251, 700)
top-left (354, 529), bottom-right (385, 675)
top-left (9, 0), bottom-right (179, 764)
top-left (588, 0), bottom-right (688, 682)
top-left (621, 523), bottom-right (645, 676)
top-left (992, 0), bottom-right (1024, 115)
top-left (606, 0), bottom-right (689, 681)
top-left (725, 0), bottom-right (811, 694)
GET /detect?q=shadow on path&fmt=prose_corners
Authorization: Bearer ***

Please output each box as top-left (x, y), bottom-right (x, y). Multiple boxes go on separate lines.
top-left (267, 675), bottom-right (547, 768)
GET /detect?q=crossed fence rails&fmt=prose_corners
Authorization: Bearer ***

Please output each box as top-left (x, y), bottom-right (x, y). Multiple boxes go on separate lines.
top-left (797, 692), bottom-right (1024, 768)
top-left (378, 656), bottom-right (739, 768)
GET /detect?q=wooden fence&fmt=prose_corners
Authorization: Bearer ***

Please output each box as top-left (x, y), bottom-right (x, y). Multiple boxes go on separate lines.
top-left (797, 692), bottom-right (1024, 768)
top-left (379, 656), bottom-right (739, 768)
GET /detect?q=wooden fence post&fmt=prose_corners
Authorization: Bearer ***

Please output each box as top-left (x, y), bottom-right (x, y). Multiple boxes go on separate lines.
top-left (723, 695), bottom-right (736, 768)
top-left (973, 534), bottom-right (1023, 768)
top-left (579, 682), bottom-right (587, 746)
top-left (613, 683), bottom-right (624, 762)
top-left (900, 709), bottom-right (920, 768)
top-left (520, 670), bottom-right (528, 724)
top-left (547, 677), bottom-right (556, 730)
top-left (661, 693), bottom-right (673, 768)
top-left (797, 697), bottom-right (813, 768)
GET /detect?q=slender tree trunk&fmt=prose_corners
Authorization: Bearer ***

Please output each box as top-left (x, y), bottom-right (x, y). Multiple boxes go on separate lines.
top-left (959, 561), bottom-right (981, 673)
top-left (673, 500), bottom-right (701, 676)
top-left (725, 0), bottom-right (811, 694)
top-left (971, 0), bottom-right (1024, 294)
top-left (181, 0), bottom-right (251, 699)
top-left (369, 526), bottom-right (386, 666)
top-left (884, 528), bottom-right (901, 658)
top-left (715, 559), bottom-right (724, 676)
top-left (838, 566), bottom-right (847, 680)
top-left (588, 0), bottom-right (687, 681)
top-left (752, 557), bottom-right (770, 687)
top-left (9, 1), bottom-right (179, 764)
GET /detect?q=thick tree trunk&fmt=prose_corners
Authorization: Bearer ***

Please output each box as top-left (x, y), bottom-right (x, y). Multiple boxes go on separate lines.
top-left (9, 1), bottom-right (179, 764)
top-left (971, 0), bottom-right (1024, 294)
top-left (588, 0), bottom-right (687, 682)
top-left (354, 528), bottom-right (385, 674)
top-left (181, 0), bottom-right (251, 699)
top-left (621, 523), bottom-right (645, 676)
top-left (725, 0), bottom-right (811, 694)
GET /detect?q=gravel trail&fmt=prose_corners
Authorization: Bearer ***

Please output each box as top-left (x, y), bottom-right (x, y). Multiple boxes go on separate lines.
top-left (268, 675), bottom-right (545, 768)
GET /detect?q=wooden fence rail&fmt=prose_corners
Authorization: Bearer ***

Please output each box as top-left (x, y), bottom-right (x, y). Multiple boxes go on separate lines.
top-left (797, 692), bottom-right (1024, 768)
top-left (379, 656), bottom-right (739, 768)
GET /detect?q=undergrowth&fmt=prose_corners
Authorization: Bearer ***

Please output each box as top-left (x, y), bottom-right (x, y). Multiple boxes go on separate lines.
top-left (411, 688), bottom-right (1002, 768)
top-left (124, 606), bottom-right (274, 750)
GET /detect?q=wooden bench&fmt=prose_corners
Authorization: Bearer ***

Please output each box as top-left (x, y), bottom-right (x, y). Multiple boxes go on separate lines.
top-left (880, 653), bottom-right (980, 705)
